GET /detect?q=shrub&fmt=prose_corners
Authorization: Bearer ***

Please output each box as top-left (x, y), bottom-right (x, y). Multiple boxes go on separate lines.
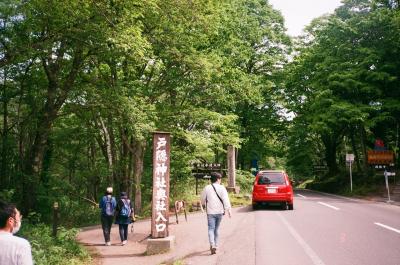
top-left (19, 223), bottom-right (91, 265)
top-left (235, 170), bottom-right (255, 194)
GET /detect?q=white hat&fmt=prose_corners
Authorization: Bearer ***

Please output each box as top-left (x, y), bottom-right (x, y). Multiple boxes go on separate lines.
top-left (106, 187), bottom-right (113, 193)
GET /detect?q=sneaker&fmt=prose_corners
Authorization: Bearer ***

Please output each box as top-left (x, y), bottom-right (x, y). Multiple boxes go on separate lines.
top-left (122, 240), bottom-right (127, 246)
top-left (105, 242), bottom-right (111, 246)
top-left (211, 247), bottom-right (216, 255)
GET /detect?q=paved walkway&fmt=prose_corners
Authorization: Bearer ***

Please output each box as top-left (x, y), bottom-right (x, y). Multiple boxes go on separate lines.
top-left (77, 206), bottom-right (255, 265)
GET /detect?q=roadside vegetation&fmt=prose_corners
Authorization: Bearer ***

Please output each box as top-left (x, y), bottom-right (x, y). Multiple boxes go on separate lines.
top-left (20, 224), bottom-right (91, 265)
top-left (0, 0), bottom-right (399, 264)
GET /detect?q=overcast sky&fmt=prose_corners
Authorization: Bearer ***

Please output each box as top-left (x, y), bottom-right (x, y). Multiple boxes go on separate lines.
top-left (268, 0), bottom-right (343, 36)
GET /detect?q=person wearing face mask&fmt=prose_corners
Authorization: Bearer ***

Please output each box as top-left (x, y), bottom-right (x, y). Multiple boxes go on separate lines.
top-left (99, 187), bottom-right (117, 246)
top-left (0, 200), bottom-right (33, 265)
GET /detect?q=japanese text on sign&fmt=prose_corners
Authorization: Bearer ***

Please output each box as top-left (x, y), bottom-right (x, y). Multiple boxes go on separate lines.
top-left (151, 133), bottom-right (170, 238)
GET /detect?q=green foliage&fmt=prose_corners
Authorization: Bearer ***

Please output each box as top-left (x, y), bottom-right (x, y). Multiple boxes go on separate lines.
top-left (235, 170), bottom-right (255, 194)
top-left (19, 224), bottom-right (90, 265)
top-left (284, 0), bottom-right (400, 178)
top-left (0, 189), bottom-right (15, 202)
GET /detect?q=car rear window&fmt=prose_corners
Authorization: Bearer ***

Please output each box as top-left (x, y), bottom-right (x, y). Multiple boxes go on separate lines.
top-left (257, 173), bottom-right (285, 185)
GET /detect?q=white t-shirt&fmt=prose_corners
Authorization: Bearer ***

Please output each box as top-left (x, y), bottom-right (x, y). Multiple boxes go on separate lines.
top-left (0, 231), bottom-right (33, 265)
top-left (200, 183), bottom-right (231, 215)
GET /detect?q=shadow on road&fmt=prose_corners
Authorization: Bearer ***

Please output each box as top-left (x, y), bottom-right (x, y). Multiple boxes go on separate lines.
top-left (161, 249), bottom-right (211, 265)
top-left (99, 252), bottom-right (146, 258)
top-left (81, 243), bottom-right (108, 247)
top-left (253, 205), bottom-right (287, 211)
top-left (236, 206), bottom-right (253, 213)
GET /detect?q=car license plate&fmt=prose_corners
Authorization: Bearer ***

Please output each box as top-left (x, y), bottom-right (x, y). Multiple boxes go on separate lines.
top-left (267, 188), bottom-right (277, 193)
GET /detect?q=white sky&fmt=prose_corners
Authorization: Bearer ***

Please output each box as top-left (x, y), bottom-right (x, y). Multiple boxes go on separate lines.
top-left (268, 0), bottom-right (343, 36)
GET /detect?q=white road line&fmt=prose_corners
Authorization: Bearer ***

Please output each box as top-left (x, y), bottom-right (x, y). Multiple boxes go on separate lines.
top-left (317, 202), bottom-right (340, 210)
top-left (297, 193), bottom-right (307, 198)
top-left (277, 213), bottom-right (326, 265)
top-left (374, 222), bottom-right (400, 234)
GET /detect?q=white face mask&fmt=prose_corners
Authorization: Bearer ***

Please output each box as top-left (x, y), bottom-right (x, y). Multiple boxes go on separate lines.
top-left (12, 219), bottom-right (21, 234)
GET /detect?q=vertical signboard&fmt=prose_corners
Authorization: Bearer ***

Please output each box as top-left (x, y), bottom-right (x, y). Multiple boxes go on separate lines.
top-left (346, 154), bottom-right (355, 192)
top-left (151, 132), bottom-right (170, 238)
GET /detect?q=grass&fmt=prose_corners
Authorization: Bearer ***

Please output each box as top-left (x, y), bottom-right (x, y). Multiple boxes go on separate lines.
top-left (229, 193), bottom-right (251, 207)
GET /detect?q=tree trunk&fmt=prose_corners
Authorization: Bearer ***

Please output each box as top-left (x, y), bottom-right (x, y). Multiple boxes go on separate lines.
top-left (350, 129), bottom-right (361, 172)
top-left (359, 125), bottom-right (369, 176)
top-left (133, 139), bottom-right (146, 214)
top-left (322, 134), bottom-right (338, 176)
top-left (22, 106), bottom-right (57, 213)
top-left (1, 70), bottom-right (8, 189)
top-left (128, 147), bottom-right (134, 200)
top-left (120, 128), bottom-right (130, 193)
top-left (21, 47), bottom-right (84, 214)
top-left (98, 116), bottom-right (114, 185)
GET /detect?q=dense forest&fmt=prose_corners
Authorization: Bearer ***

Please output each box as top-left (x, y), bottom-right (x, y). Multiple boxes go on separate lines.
top-left (285, 0), bottom-right (400, 187)
top-left (1, 0), bottom-right (399, 227)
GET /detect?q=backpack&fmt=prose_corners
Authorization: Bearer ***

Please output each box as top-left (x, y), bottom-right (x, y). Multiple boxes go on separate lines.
top-left (104, 197), bottom-right (115, 216)
top-left (120, 199), bottom-right (131, 217)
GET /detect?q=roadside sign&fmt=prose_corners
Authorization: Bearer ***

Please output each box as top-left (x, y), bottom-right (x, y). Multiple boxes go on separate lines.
top-left (313, 165), bottom-right (328, 172)
top-left (346, 154), bottom-right (354, 192)
top-left (367, 150), bottom-right (394, 165)
top-left (384, 171), bottom-right (396, 177)
top-left (192, 163), bottom-right (222, 194)
top-left (384, 170), bottom-right (395, 203)
top-left (151, 132), bottom-right (171, 238)
top-left (346, 154), bottom-right (354, 162)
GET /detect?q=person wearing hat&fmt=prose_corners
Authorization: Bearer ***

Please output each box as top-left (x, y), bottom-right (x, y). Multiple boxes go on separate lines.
top-left (115, 192), bottom-right (134, 246)
top-left (200, 172), bottom-right (232, 255)
top-left (99, 187), bottom-right (117, 246)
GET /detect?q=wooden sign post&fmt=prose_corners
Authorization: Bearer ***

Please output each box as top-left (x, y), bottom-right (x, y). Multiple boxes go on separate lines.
top-left (151, 132), bottom-right (171, 238)
top-left (227, 145), bottom-right (240, 193)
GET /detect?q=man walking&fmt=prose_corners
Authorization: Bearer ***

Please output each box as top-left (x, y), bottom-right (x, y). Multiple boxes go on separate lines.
top-left (0, 200), bottom-right (33, 265)
top-left (201, 172), bottom-right (232, 255)
top-left (99, 187), bottom-right (117, 246)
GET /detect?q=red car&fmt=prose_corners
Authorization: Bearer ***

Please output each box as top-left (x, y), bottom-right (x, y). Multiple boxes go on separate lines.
top-left (252, 170), bottom-right (294, 210)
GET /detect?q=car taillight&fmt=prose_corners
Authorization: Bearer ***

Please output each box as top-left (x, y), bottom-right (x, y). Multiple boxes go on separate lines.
top-left (254, 185), bottom-right (264, 192)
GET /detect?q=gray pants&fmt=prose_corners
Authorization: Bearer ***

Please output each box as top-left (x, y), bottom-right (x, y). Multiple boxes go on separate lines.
top-left (101, 215), bottom-right (114, 242)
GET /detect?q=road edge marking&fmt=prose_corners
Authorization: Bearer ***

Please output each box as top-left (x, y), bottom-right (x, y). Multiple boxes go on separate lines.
top-left (297, 194), bottom-right (307, 198)
top-left (374, 222), bottom-right (400, 234)
top-left (317, 202), bottom-right (340, 211)
top-left (277, 213), bottom-right (326, 265)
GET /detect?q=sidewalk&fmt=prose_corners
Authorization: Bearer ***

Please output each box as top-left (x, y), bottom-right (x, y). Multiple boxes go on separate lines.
top-left (77, 206), bottom-right (255, 265)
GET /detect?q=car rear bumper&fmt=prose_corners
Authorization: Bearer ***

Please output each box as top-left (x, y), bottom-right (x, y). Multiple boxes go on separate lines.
top-left (252, 193), bottom-right (293, 204)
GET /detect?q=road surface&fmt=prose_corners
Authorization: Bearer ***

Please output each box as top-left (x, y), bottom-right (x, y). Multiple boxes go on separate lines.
top-left (78, 189), bottom-right (400, 265)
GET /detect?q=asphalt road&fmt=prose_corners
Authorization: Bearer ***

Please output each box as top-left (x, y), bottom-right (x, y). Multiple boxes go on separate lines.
top-left (252, 189), bottom-right (400, 265)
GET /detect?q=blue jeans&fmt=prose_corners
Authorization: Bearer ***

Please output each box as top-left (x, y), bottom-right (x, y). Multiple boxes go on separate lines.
top-left (207, 214), bottom-right (223, 248)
